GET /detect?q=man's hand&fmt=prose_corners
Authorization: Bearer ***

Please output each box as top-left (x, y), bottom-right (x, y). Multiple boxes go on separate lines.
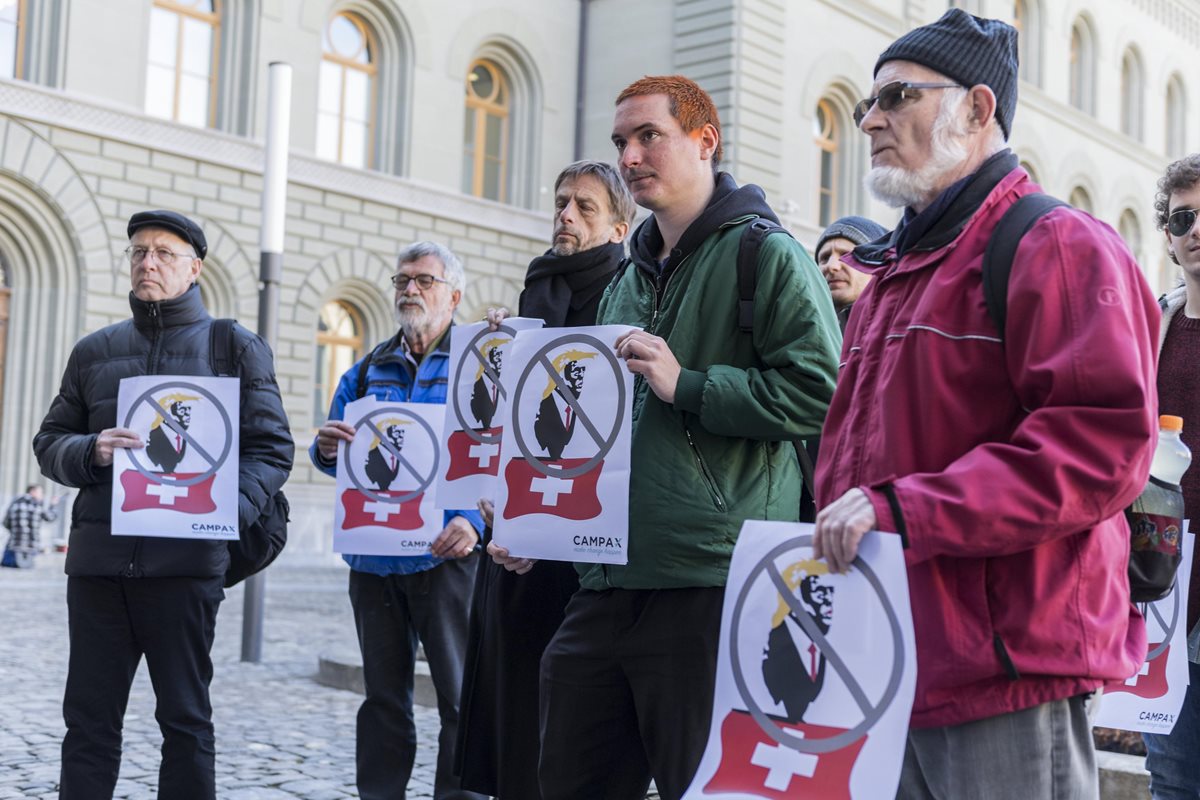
top-left (487, 540), bottom-right (536, 575)
top-left (92, 428), bottom-right (143, 467)
top-left (477, 497), bottom-right (495, 529)
top-left (813, 488), bottom-right (876, 574)
top-left (316, 420), bottom-right (356, 462)
top-left (485, 307), bottom-right (511, 331)
top-left (431, 515), bottom-right (479, 559)
top-left (615, 330), bottom-right (681, 404)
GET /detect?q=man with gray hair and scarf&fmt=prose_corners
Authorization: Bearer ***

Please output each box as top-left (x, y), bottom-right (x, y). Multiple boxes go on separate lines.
top-left (813, 9), bottom-right (1159, 797)
top-left (311, 241), bottom-right (486, 800)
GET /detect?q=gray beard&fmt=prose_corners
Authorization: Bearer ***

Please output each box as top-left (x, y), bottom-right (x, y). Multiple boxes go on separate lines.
top-left (865, 93), bottom-right (970, 209)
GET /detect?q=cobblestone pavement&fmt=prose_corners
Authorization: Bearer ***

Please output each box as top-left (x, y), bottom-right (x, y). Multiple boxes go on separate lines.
top-left (0, 552), bottom-right (442, 799)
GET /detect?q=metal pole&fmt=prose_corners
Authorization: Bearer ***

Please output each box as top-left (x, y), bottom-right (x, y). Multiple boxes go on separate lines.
top-left (573, 0), bottom-right (590, 161)
top-left (242, 61), bottom-right (292, 663)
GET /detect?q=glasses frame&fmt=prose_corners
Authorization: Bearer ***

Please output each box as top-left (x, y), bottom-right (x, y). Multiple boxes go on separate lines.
top-left (124, 246), bottom-right (198, 266)
top-left (391, 273), bottom-right (450, 291)
top-left (1167, 208), bottom-right (1200, 238)
top-left (853, 81), bottom-right (963, 127)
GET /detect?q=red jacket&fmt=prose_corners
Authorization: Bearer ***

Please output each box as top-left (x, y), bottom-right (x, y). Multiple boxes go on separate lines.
top-left (816, 162), bottom-right (1157, 728)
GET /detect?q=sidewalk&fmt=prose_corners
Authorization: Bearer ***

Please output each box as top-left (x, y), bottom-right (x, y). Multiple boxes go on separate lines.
top-left (0, 553), bottom-right (440, 799)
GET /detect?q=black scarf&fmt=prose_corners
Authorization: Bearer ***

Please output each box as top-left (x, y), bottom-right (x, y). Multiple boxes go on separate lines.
top-left (519, 241), bottom-right (625, 326)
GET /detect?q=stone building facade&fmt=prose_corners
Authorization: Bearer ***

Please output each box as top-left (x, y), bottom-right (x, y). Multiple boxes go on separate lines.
top-left (0, 0), bottom-right (1195, 552)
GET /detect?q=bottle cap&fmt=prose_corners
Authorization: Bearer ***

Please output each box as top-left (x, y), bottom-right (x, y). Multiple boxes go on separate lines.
top-left (1160, 415), bottom-right (1184, 431)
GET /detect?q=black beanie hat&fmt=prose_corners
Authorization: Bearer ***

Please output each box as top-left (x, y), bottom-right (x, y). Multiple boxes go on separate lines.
top-left (875, 8), bottom-right (1018, 139)
top-left (814, 216), bottom-right (890, 259)
top-left (127, 210), bottom-right (208, 260)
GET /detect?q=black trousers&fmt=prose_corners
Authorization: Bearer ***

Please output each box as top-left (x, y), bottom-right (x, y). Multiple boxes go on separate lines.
top-left (60, 575), bottom-right (224, 800)
top-left (539, 586), bottom-right (724, 800)
top-left (349, 558), bottom-right (486, 800)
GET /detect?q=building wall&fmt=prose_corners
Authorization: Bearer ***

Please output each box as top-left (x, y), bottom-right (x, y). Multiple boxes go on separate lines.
top-left (0, 0), bottom-right (1196, 553)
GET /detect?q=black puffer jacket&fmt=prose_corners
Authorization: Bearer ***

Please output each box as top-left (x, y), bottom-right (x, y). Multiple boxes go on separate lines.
top-left (34, 286), bottom-right (294, 578)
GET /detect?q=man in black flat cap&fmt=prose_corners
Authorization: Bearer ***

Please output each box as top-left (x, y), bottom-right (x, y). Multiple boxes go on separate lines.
top-left (814, 9), bottom-right (1158, 799)
top-left (35, 210), bottom-right (293, 800)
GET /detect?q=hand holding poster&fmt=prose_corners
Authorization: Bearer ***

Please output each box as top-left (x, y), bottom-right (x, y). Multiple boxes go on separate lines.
top-left (334, 396), bottom-right (446, 556)
top-left (111, 375), bottom-right (240, 539)
top-left (491, 324), bottom-right (635, 565)
top-left (438, 317), bottom-right (544, 508)
top-left (1093, 526), bottom-right (1193, 735)
top-left (683, 522), bottom-right (916, 800)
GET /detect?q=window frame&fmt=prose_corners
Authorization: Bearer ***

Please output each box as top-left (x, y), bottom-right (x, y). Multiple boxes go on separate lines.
top-left (463, 58), bottom-right (511, 203)
top-left (317, 10), bottom-right (380, 169)
top-left (1120, 47), bottom-right (1144, 142)
top-left (814, 98), bottom-right (839, 228)
top-left (147, 0), bottom-right (222, 127)
top-left (314, 299), bottom-right (366, 424)
top-left (1068, 17), bottom-right (1095, 115)
top-left (1166, 74), bottom-right (1187, 158)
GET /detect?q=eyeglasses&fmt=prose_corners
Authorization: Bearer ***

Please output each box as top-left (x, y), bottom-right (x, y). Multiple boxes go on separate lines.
top-left (853, 81), bottom-right (963, 127)
top-left (391, 273), bottom-right (449, 291)
top-left (1167, 208), bottom-right (1200, 237)
top-left (124, 246), bottom-right (197, 266)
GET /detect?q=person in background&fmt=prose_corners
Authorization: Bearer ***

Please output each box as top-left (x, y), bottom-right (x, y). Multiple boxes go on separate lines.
top-left (1, 484), bottom-right (63, 569)
top-left (813, 215), bottom-right (889, 330)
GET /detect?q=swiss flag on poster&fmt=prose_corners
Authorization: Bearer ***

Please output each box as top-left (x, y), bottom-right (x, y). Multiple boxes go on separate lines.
top-left (502, 458), bottom-right (603, 521)
top-left (445, 429), bottom-right (503, 480)
top-left (703, 710), bottom-right (866, 800)
top-left (119, 471), bottom-right (216, 514)
top-left (1106, 645), bottom-right (1170, 700)
top-left (340, 489), bottom-right (425, 531)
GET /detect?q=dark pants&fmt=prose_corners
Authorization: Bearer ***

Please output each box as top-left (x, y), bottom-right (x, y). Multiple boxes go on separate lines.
top-left (60, 575), bottom-right (224, 800)
top-left (539, 586), bottom-right (724, 800)
top-left (349, 557), bottom-right (486, 800)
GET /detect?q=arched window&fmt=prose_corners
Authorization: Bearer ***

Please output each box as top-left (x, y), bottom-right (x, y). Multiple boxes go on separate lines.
top-left (1019, 159), bottom-right (1039, 184)
top-left (463, 59), bottom-right (510, 202)
top-left (815, 99), bottom-right (839, 228)
top-left (1119, 209), bottom-right (1142, 265)
top-left (1069, 17), bottom-right (1095, 115)
top-left (317, 12), bottom-right (377, 169)
top-left (144, 0), bottom-right (220, 128)
top-left (0, 0), bottom-right (23, 80)
top-left (1167, 75), bottom-right (1187, 158)
top-left (1120, 48), bottom-right (1144, 142)
top-left (314, 300), bottom-right (365, 422)
top-left (1069, 186), bottom-right (1093, 214)
top-left (1013, 0), bottom-right (1041, 86)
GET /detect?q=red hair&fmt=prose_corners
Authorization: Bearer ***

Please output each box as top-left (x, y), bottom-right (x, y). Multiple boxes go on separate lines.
top-left (617, 75), bottom-right (723, 166)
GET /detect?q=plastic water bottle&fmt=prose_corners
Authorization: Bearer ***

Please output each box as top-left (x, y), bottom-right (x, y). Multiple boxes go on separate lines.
top-left (1127, 415), bottom-right (1190, 602)
top-left (1151, 415), bottom-right (1192, 485)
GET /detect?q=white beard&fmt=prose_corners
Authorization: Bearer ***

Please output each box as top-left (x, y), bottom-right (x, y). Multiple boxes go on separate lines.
top-left (865, 93), bottom-right (970, 209)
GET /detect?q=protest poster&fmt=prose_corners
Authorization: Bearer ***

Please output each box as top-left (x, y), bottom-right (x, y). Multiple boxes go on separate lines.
top-left (491, 324), bottom-right (635, 565)
top-left (1094, 526), bottom-right (1194, 735)
top-left (437, 317), bottom-right (544, 508)
top-left (111, 375), bottom-right (240, 540)
top-left (683, 522), bottom-right (916, 800)
top-left (333, 396), bottom-right (445, 556)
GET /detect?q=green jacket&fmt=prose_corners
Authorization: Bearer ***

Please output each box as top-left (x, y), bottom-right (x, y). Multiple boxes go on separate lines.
top-left (582, 175), bottom-right (841, 590)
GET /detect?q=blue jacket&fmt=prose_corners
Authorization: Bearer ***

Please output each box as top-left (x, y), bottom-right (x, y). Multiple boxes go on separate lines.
top-left (309, 327), bottom-right (483, 576)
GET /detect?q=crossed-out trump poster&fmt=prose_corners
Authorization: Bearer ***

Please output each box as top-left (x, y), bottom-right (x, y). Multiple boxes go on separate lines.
top-left (334, 396), bottom-right (445, 556)
top-left (683, 522), bottom-right (916, 800)
top-left (437, 317), bottom-right (543, 508)
top-left (111, 375), bottom-right (240, 539)
top-left (1093, 527), bottom-right (1193, 735)
top-left (491, 325), bottom-right (635, 565)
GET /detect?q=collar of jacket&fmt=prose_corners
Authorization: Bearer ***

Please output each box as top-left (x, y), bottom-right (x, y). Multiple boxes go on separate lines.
top-left (371, 321), bottom-right (453, 366)
top-left (129, 284), bottom-right (209, 331)
top-left (853, 149), bottom-right (1020, 269)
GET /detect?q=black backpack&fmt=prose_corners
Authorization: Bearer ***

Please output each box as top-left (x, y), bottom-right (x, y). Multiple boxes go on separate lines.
top-left (734, 218), bottom-right (819, 522)
top-left (980, 194), bottom-right (1182, 603)
top-left (209, 318), bottom-right (290, 588)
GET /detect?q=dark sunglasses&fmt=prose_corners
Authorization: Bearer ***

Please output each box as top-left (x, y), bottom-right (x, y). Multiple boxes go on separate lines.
top-left (853, 81), bottom-right (963, 127)
top-left (1167, 207), bottom-right (1200, 237)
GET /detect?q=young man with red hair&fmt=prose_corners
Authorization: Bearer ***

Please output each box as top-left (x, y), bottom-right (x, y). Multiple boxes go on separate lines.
top-left (536, 75), bottom-right (841, 800)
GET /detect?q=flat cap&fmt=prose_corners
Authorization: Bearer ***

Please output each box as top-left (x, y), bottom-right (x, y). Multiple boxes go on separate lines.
top-left (127, 210), bottom-right (207, 260)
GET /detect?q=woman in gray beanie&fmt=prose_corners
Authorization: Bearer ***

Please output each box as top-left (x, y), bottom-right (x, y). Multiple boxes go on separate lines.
top-left (813, 215), bottom-right (889, 329)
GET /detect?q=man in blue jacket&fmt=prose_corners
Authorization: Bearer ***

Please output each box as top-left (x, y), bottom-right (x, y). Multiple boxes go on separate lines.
top-left (311, 241), bottom-right (485, 800)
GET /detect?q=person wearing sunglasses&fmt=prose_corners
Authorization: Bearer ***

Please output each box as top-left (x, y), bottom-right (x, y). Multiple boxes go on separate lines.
top-left (1143, 153), bottom-right (1200, 800)
top-left (311, 241), bottom-right (487, 800)
top-left (813, 9), bottom-right (1159, 799)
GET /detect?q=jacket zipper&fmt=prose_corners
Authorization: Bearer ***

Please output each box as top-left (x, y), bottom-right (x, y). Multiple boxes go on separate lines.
top-left (685, 428), bottom-right (726, 512)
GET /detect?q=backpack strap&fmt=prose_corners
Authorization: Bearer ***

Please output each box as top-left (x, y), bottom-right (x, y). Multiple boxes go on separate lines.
top-left (209, 318), bottom-right (238, 377)
top-left (354, 347), bottom-right (375, 400)
top-left (737, 218), bottom-right (793, 333)
top-left (981, 194), bottom-right (1067, 340)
